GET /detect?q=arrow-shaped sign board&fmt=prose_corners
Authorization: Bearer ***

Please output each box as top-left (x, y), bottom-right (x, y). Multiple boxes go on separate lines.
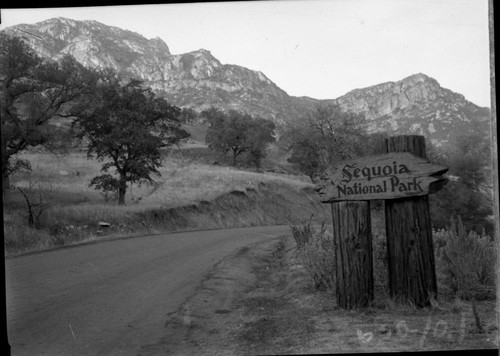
top-left (315, 152), bottom-right (448, 203)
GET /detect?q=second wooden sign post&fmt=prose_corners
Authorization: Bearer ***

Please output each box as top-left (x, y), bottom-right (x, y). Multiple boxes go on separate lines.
top-left (316, 135), bottom-right (448, 308)
top-left (384, 135), bottom-right (447, 306)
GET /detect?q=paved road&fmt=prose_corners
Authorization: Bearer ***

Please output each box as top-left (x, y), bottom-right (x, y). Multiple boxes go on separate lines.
top-left (5, 225), bottom-right (290, 355)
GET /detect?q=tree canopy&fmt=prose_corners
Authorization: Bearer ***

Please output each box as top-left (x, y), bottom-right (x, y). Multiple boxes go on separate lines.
top-left (285, 104), bottom-right (367, 181)
top-left (77, 75), bottom-right (189, 205)
top-left (203, 107), bottom-right (276, 168)
top-left (1, 33), bottom-right (99, 191)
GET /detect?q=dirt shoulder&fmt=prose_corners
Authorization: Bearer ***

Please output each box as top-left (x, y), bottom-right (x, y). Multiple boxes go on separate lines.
top-left (140, 235), bottom-right (499, 355)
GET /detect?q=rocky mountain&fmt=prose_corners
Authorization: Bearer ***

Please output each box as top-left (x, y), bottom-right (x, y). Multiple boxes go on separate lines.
top-left (2, 17), bottom-right (491, 148)
top-left (3, 17), bottom-right (312, 128)
top-left (331, 73), bottom-right (491, 147)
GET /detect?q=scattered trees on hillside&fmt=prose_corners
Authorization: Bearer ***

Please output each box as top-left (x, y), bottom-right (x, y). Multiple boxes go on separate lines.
top-left (202, 107), bottom-right (276, 168)
top-left (76, 75), bottom-right (189, 205)
top-left (285, 104), bottom-right (368, 181)
top-left (0, 33), bottom-right (99, 192)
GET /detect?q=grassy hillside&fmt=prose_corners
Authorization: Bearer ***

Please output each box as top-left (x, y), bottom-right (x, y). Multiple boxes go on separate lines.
top-left (4, 149), bottom-right (329, 256)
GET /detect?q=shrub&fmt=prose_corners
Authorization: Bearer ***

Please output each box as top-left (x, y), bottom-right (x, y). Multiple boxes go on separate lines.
top-left (289, 216), bottom-right (315, 248)
top-left (434, 217), bottom-right (496, 334)
top-left (291, 221), bottom-right (336, 292)
top-left (89, 174), bottom-right (120, 202)
top-left (16, 179), bottom-right (55, 228)
top-left (4, 217), bottom-right (55, 255)
top-left (434, 216), bottom-right (496, 302)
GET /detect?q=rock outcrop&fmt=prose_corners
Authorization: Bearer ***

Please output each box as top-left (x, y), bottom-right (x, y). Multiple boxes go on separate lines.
top-left (331, 73), bottom-right (490, 146)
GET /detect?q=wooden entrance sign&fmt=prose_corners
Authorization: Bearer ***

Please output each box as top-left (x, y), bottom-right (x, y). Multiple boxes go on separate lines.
top-left (315, 152), bottom-right (448, 203)
top-left (315, 135), bottom-right (448, 308)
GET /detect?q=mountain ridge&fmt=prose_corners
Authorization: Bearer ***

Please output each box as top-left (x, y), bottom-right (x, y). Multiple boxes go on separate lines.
top-left (2, 17), bottom-right (491, 147)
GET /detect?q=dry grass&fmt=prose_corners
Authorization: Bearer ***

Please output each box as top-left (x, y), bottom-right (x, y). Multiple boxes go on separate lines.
top-left (11, 151), bottom-right (311, 208)
top-left (4, 150), bottom-right (315, 255)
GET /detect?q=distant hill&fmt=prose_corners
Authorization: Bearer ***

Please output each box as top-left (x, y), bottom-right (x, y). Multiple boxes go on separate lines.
top-left (2, 17), bottom-right (491, 148)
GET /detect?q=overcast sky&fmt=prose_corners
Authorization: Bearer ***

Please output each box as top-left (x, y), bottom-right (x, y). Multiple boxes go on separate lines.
top-left (0, 0), bottom-right (492, 107)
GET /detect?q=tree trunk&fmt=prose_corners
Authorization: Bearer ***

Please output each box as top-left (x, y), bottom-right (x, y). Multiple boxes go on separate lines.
top-left (118, 174), bottom-right (127, 205)
top-left (331, 201), bottom-right (373, 309)
top-left (232, 150), bottom-right (238, 166)
top-left (118, 187), bottom-right (126, 205)
top-left (17, 186), bottom-right (34, 227)
top-left (384, 135), bottom-right (437, 307)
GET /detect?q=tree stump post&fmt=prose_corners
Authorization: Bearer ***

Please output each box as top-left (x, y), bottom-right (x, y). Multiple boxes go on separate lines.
top-left (331, 201), bottom-right (373, 309)
top-left (384, 135), bottom-right (438, 306)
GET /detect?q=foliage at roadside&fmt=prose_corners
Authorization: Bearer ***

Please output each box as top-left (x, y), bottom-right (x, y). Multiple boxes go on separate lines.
top-left (289, 212), bottom-right (496, 310)
top-left (433, 217), bottom-right (496, 333)
top-left (290, 220), bottom-right (336, 292)
top-left (434, 217), bottom-right (496, 301)
top-left (289, 215), bottom-right (314, 248)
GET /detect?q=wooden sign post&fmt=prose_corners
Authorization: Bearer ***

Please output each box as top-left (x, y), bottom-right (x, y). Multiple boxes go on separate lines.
top-left (384, 135), bottom-right (445, 306)
top-left (331, 201), bottom-right (373, 308)
top-left (315, 135), bottom-right (448, 308)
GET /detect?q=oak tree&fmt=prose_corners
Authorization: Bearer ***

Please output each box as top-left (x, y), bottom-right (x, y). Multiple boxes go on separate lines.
top-left (286, 104), bottom-right (367, 181)
top-left (0, 33), bottom-right (98, 192)
top-left (77, 75), bottom-right (189, 205)
top-left (203, 108), bottom-right (275, 167)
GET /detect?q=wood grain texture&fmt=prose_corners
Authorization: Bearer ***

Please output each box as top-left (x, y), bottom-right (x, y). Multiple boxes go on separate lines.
top-left (331, 201), bottom-right (373, 309)
top-left (384, 135), bottom-right (438, 307)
